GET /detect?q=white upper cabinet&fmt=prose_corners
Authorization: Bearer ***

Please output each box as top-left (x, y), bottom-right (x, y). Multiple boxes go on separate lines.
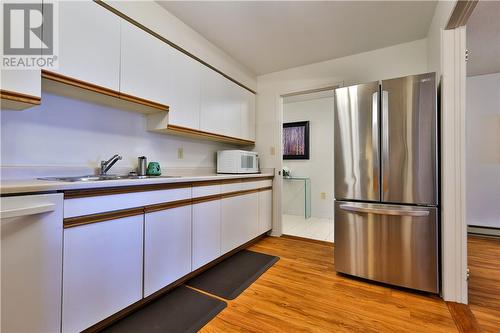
top-left (200, 66), bottom-right (228, 135)
top-left (240, 89), bottom-right (256, 141)
top-left (167, 49), bottom-right (202, 129)
top-left (56, 1), bottom-right (120, 90)
top-left (120, 20), bottom-right (172, 106)
top-left (1, 70), bottom-right (41, 98)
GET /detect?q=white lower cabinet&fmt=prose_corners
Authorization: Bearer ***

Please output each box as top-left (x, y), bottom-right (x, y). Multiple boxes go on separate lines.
top-left (144, 206), bottom-right (192, 297)
top-left (192, 199), bottom-right (221, 270)
top-left (62, 215), bottom-right (143, 333)
top-left (259, 189), bottom-right (273, 234)
top-left (221, 193), bottom-right (259, 254)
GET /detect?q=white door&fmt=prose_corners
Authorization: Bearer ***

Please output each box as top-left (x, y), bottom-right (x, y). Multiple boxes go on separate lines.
top-left (192, 199), bottom-right (221, 270)
top-left (62, 215), bottom-right (143, 333)
top-left (259, 189), bottom-right (273, 234)
top-left (120, 19), bottom-right (172, 105)
top-left (144, 206), bottom-right (192, 297)
top-left (221, 193), bottom-right (259, 254)
top-left (1, 194), bottom-right (63, 333)
top-left (167, 49), bottom-right (202, 129)
top-left (55, 1), bottom-right (121, 90)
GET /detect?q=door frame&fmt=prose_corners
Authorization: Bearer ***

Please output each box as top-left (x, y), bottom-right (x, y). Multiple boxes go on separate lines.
top-left (440, 26), bottom-right (468, 304)
top-left (270, 84), bottom-right (341, 237)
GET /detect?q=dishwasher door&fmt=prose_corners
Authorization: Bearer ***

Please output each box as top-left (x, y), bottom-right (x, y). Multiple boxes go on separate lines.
top-left (334, 201), bottom-right (438, 293)
top-left (1, 193), bottom-right (63, 333)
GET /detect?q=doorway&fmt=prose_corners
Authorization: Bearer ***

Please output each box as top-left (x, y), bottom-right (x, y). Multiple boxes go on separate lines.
top-left (464, 1), bottom-right (500, 331)
top-left (280, 89), bottom-right (335, 242)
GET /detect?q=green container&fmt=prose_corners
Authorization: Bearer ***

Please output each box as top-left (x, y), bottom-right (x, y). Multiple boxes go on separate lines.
top-left (146, 162), bottom-right (161, 176)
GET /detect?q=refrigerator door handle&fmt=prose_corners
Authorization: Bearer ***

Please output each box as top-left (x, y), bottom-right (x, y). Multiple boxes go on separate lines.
top-left (339, 203), bottom-right (430, 217)
top-left (372, 92), bottom-right (379, 195)
top-left (381, 90), bottom-right (389, 196)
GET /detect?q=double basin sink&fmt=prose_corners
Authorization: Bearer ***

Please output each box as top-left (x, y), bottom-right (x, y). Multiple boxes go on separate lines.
top-left (39, 175), bottom-right (180, 182)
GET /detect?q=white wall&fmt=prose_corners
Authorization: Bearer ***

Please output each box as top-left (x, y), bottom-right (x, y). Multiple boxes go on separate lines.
top-left (106, 0), bottom-right (256, 90)
top-left (0, 92), bottom-right (234, 173)
top-left (255, 38), bottom-right (429, 170)
top-left (283, 97), bottom-right (334, 219)
top-left (466, 72), bottom-right (500, 228)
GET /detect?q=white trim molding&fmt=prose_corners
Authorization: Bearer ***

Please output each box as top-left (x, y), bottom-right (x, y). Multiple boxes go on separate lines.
top-left (441, 26), bottom-right (468, 304)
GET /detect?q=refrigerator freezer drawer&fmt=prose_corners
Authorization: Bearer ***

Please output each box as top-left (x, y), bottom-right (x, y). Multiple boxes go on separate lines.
top-left (334, 201), bottom-right (439, 293)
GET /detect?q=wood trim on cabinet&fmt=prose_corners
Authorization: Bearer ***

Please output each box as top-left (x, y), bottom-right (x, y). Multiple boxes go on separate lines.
top-left (81, 233), bottom-right (268, 333)
top-left (63, 207), bottom-right (144, 228)
top-left (144, 198), bottom-right (192, 213)
top-left (220, 188), bottom-right (261, 199)
top-left (63, 182), bottom-right (192, 199)
top-left (191, 193), bottom-right (222, 205)
top-left (93, 0), bottom-right (256, 95)
top-left (258, 186), bottom-right (273, 192)
top-left (41, 70), bottom-right (169, 112)
top-left (63, 176), bottom-right (273, 199)
top-left (0, 89), bottom-right (41, 105)
top-left (162, 124), bottom-right (255, 146)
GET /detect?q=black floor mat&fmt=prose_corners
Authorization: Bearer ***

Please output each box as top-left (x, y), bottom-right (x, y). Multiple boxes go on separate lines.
top-left (186, 250), bottom-right (279, 300)
top-left (100, 285), bottom-right (226, 333)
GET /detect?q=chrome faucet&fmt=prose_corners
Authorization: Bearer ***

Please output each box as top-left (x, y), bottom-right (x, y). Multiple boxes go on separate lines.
top-left (100, 154), bottom-right (122, 175)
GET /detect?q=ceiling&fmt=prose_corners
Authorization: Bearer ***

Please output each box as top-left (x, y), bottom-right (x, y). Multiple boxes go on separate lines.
top-left (157, 1), bottom-right (437, 75)
top-left (466, 1), bottom-right (500, 77)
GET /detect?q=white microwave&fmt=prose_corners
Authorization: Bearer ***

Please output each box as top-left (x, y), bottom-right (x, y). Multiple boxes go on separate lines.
top-left (217, 150), bottom-right (259, 174)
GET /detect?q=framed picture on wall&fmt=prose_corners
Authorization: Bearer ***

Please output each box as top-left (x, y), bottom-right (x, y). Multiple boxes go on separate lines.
top-left (283, 121), bottom-right (310, 160)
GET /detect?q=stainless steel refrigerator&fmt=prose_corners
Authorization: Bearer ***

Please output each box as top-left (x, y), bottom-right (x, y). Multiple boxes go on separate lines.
top-left (333, 72), bottom-right (439, 293)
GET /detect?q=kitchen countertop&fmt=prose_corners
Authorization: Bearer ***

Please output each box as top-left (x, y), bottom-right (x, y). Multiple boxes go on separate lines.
top-left (0, 172), bottom-right (274, 195)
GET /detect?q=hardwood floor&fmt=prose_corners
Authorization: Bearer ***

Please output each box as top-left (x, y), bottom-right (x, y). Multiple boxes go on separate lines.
top-left (200, 236), bottom-right (458, 332)
top-left (468, 235), bottom-right (500, 333)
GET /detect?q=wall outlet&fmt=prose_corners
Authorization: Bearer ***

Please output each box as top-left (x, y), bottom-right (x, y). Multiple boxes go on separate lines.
top-left (177, 147), bottom-right (184, 159)
top-left (270, 146), bottom-right (276, 156)
top-left (320, 192), bottom-right (326, 199)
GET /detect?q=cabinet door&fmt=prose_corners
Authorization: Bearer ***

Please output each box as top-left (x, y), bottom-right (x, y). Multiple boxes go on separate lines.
top-left (223, 81), bottom-right (242, 138)
top-left (200, 67), bottom-right (227, 135)
top-left (56, 1), bottom-right (120, 90)
top-left (259, 189), bottom-right (273, 234)
top-left (120, 20), bottom-right (172, 105)
top-left (62, 216), bottom-right (143, 333)
top-left (144, 206), bottom-right (192, 297)
top-left (167, 50), bottom-right (202, 129)
top-left (221, 193), bottom-right (259, 254)
top-left (0, 70), bottom-right (41, 99)
top-left (1, 194), bottom-right (63, 333)
top-left (192, 199), bottom-right (221, 270)
top-left (240, 90), bottom-right (256, 141)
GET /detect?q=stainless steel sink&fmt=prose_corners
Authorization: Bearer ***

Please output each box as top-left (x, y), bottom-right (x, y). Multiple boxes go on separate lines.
top-left (38, 175), bottom-right (181, 182)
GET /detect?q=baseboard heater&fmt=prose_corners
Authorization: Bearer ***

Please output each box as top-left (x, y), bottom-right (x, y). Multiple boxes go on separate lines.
top-left (468, 225), bottom-right (500, 238)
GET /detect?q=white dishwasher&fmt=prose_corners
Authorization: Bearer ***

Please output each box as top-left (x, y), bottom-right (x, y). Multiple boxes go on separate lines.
top-left (1, 193), bottom-right (63, 333)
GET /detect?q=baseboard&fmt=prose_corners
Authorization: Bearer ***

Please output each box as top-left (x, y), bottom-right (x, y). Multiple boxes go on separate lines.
top-left (281, 234), bottom-right (334, 247)
top-left (468, 225), bottom-right (500, 238)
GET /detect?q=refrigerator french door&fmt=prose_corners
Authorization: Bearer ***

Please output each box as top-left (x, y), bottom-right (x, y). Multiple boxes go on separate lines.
top-left (334, 73), bottom-right (439, 293)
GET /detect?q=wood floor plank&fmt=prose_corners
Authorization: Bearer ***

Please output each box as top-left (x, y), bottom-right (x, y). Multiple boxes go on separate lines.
top-left (200, 236), bottom-right (458, 332)
top-left (468, 235), bottom-right (500, 333)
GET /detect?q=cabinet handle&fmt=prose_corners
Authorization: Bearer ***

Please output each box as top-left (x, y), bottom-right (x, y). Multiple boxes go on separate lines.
top-left (0, 204), bottom-right (55, 219)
